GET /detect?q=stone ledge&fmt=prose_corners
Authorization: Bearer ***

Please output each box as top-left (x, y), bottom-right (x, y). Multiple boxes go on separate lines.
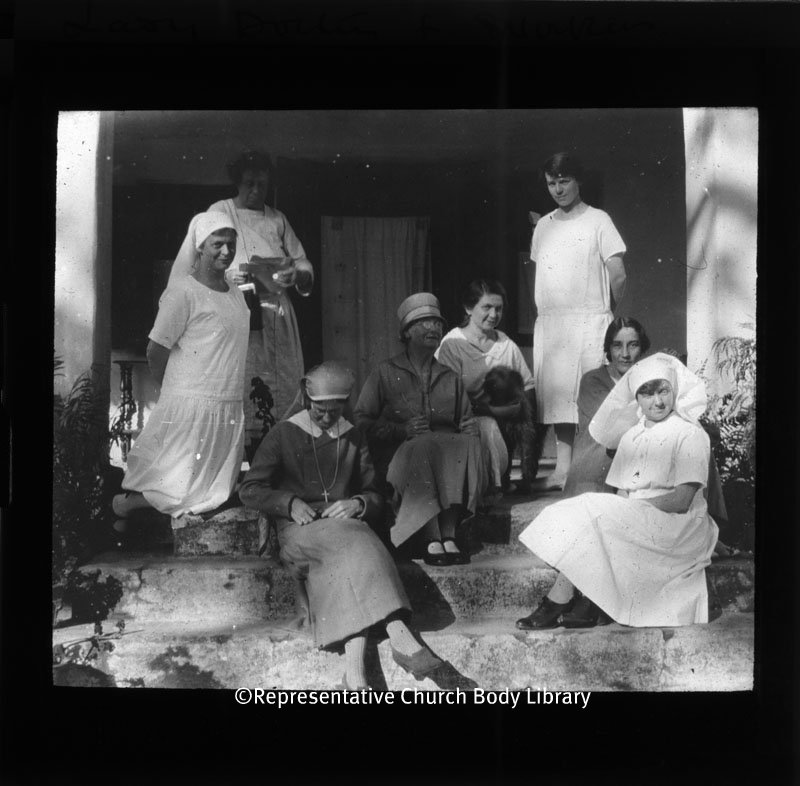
top-left (79, 551), bottom-right (754, 624)
top-left (52, 612), bottom-right (754, 692)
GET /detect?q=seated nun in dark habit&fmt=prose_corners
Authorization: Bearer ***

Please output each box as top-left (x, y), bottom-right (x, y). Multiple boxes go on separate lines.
top-left (238, 361), bottom-right (448, 690)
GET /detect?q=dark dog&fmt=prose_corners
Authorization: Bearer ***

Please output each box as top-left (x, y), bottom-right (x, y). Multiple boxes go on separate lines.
top-left (482, 367), bottom-right (542, 490)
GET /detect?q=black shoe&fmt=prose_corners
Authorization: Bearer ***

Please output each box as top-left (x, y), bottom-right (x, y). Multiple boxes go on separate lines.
top-left (441, 538), bottom-right (470, 565)
top-left (559, 596), bottom-right (612, 628)
top-left (516, 596), bottom-right (574, 630)
top-left (423, 541), bottom-right (450, 567)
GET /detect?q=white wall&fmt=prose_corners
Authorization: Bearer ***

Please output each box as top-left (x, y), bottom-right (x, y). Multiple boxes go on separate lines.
top-left (55, 111), bottom-right (114, 397)
top-left (684, 108), bottom-right (758, 393)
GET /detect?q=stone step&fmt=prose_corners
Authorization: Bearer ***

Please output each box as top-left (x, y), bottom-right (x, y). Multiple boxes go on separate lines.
top-left (468, 493), bottom-right (562, 552)
top-left (168, 489), bottom-right (563, 559)
top-left (77, 551), bottom-right (754, 626)
top-left (52, 612), bottom-right (754, 692)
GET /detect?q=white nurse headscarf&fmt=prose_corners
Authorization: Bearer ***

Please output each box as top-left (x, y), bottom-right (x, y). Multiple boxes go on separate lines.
top-left (168, 211), bottom-right (237, 286)
top-left (589, 352), bottom-right (707, 449)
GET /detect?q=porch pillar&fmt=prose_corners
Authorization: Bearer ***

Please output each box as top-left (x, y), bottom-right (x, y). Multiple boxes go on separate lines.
top-left (54, 111), bottom-right (115, 399)
top-left (683, 108), bottom-right (757, 393)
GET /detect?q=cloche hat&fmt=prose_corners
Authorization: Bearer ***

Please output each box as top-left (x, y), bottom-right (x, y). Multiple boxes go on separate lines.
top-left (397, 292), bottom-right (445, 333)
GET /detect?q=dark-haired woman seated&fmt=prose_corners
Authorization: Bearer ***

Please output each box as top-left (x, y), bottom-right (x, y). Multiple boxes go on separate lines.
top-left (238, 362), bottom-right (446, 690)
top-left (563, 317), bottom-right (650, 497)
top-left (437, 279), bottom-right (539, 493)
top-left (354, 293), bottom-right (484, 566)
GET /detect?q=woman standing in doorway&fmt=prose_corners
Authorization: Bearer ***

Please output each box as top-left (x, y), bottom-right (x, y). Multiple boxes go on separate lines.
top-left (170, 151), bottom-right (314, 447)
top-left (527, 152), bottom-right (627, 491)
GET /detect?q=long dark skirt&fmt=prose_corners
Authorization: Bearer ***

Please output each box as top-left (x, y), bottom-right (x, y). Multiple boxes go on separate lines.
top-left (277, 517), bottom-right (411, 650)
top-left (387, 432), bottom-right (485, 546)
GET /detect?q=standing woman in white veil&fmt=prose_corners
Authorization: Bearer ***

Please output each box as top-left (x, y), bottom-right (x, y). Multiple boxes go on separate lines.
top-left (113, 212), bottom-right (249, 526)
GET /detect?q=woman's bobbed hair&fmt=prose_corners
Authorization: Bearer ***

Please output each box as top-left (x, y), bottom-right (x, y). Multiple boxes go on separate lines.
top-left (603, 317), bottom-right (651, 362)
top-left (227, 150), bottom-right (273, 186)
top-left (459, 279), bottom-right (508, 327)
top-left (541, 151), bottom-right (585, 184)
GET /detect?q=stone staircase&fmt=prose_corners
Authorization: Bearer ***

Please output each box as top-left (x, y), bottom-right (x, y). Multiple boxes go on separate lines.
top-left (54, 480), bottom-right (755, 692)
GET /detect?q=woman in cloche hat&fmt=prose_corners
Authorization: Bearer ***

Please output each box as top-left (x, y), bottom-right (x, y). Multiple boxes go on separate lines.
top-left (355, 293), bottom-right (486, 566)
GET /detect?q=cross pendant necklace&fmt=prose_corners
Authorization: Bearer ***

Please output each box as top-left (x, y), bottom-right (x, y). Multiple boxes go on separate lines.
top-left (311, 421), bottom-right (341, 504)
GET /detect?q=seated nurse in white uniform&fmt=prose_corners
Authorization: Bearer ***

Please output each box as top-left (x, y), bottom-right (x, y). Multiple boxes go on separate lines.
top-left (515, 353), bottom-right (718, 630)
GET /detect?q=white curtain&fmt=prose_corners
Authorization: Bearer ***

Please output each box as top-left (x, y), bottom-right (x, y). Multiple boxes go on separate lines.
top-left (321, 216), bottom-right (431, 393)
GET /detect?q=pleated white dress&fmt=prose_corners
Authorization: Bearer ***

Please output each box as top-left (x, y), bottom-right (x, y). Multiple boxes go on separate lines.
top-left (123, 276), bottom-right (249, 516)
top-left (519, 412), bottom-right (719, 626)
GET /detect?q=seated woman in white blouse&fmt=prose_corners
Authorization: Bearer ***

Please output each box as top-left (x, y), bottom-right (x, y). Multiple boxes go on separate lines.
top-left (436, 279), bottom-right (539, 494)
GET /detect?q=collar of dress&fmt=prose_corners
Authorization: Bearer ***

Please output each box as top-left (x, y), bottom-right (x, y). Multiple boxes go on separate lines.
top-left (629, 410), bottom-right (681, 442)
top-left (454, 326), bottom-right (506, 355)
top-left (288, 409), bottom-right (354, 439)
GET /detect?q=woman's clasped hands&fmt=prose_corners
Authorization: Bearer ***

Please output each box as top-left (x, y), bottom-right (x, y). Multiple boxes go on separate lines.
top-left (290, 496), bottom-right (364, 525)
top-left (405, 415), bottom-right (431, 439)
top-left (459, 415), bottom-right (480, 437)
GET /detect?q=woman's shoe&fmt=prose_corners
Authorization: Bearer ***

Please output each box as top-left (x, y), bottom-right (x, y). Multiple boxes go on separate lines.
top-left (515, 596), bottom-right (574, 630)
top-left (392, 646), bottom-right (445, 680)
top-left (441, 538), bottom-right (470, 565)
top-left (423, 541), bottom-right (450, 567)
top-left (559, 595), bottom-right (608, 628)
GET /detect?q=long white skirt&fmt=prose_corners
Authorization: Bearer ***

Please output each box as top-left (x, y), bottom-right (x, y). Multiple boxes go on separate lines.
top-left (123, 393), bottom-right (244, 517)
top-left (518, 493), bottom-right (718, 626)
top-left (533, 311), bottom-right (611, 424)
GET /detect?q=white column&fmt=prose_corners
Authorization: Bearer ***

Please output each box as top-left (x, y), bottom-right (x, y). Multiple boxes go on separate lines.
top-left (54, 110), bottom-right (114, 397)
top-left (683, 108), bottom-right (757, 396)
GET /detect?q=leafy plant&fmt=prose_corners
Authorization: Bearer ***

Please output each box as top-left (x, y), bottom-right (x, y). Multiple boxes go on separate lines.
top-left (699, 327), bottom-right (756, 486)
top-left (53, 619), bottom-right (128, 668)
top-left (699, 327), bottom-right (756, 550)
top-left (53, 353), bottom-right (117, 592)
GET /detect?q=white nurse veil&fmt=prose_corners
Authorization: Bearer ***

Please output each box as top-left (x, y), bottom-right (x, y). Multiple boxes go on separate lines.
top-left (167, 211), bottom-right (237, 287)
top-left (589, 352), bottom-right (708, 449)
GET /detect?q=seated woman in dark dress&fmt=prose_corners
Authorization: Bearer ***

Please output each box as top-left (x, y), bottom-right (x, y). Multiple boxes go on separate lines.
top-left (354, 293), bottom-right (485, 566)
top-left (238, 361), bottom-right (444, 690)
top-left (563, 317), bottom-right (650, 497)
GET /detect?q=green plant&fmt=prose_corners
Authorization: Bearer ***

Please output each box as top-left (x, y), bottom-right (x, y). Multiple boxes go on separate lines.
top-left (53, 354), bottom-right (116, 592)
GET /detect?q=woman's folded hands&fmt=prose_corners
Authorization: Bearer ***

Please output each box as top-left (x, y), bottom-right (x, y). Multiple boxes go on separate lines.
top-left (405, 415), bottom-right (431, 439)
top-left (459, 415), bottom-right (480, 437)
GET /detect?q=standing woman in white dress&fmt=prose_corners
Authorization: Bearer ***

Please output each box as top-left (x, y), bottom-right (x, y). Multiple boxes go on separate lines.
top-left (112, 212), bottom-right (249, 525)
top-left (527, 152), bottom-right (628, 491)
top-left (207, 151), bottom-right (314, 444)
top-left (516, 353), bottom-right (718, 630)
